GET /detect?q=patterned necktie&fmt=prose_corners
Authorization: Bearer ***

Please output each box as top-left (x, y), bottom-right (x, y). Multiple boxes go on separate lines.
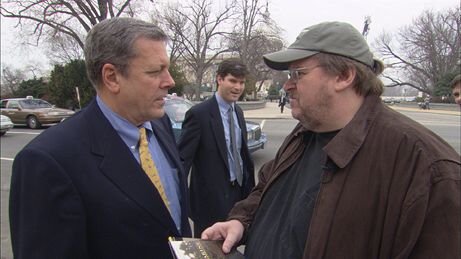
top-left (138, 127), bottom-right (170, 212)
top-left (228, 106), bottom-right (243, 186)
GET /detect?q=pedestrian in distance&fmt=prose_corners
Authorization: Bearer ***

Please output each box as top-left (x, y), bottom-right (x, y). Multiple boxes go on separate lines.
top-left (278, 95), bottom-right (287, 113)
top-left (423, 96), bottom-right (431, 110)
top-left (178, 59), bottom-right (255, 238)
top-left (202, 21), bottom-right (461, 259)
top-left (9, 17), bottom-right (191, 259)
top-left (450, 74), bottom-right (461, 107)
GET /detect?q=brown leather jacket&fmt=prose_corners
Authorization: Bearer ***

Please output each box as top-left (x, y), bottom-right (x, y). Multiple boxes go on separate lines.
top-left (229, 95), bottom-right (461, 259)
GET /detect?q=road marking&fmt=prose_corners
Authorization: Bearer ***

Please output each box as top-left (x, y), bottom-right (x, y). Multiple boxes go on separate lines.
top-left (260, 119), bottom-right (266, 130)
top-left (1, 157), bottom-right (14, 161)
top-left (7, 131), bottom-right (41, 135)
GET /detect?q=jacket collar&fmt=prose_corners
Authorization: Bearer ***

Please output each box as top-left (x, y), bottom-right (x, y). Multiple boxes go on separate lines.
top-left (324, 95), bottom-right (382, 168)
top-left (83, 99), bottom-right (181, 236)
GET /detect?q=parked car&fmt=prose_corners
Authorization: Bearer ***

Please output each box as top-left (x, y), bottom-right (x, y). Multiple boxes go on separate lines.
top-left (0, 97), bottom-right (75, 129)
top-left (382, 97), bottom-right (401, 104)
top-left (0, 115), bottom-right (14, 136)
top-left (163, 95), bottom-right (267, 153)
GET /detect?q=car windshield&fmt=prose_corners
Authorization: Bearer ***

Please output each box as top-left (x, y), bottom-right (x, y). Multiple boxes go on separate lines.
top-left (164, 99), bottom-right (193, 123)
top-left (19, 99), bottom-right (53, 109)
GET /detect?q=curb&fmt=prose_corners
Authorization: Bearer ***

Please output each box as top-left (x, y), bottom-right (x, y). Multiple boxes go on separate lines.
top-left (244, 115), bottom-right (294, 120)
top-left (243, 107), bottom-right (460, 120)
top-left (243, 102), bottom-right (460, 119)
top-left (243, 108), bottom-right (294, 120)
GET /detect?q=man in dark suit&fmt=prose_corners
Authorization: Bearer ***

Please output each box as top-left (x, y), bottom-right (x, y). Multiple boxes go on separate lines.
top-left (9, 18), bottom-right (191, 259)
top-left (178, 59), bottom-right (255, 237)
top-left (279, 95), bottom-right (287, 113)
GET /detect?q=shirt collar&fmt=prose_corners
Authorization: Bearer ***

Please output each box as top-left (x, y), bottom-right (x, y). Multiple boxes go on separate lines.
top-left (215, 93), bottom-right (234, 112)
top-left (96, 96), bottom-right (152, 148)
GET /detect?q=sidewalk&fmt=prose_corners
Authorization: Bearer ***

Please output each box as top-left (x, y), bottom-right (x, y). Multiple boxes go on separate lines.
top-left (244, 102), bottom-right (293, 119)
top-left (389, 105), bottom-right (460, 116)
top-left (243, 102), bottom-right (460, 119)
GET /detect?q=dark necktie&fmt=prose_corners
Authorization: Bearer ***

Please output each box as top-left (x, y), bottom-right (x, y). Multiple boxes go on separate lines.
top-left (228, 106), bottom-right (243, 186)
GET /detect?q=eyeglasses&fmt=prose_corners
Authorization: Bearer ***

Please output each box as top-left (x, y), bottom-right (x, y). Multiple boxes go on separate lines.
top-left (286, 65), bottom-right (322, 83)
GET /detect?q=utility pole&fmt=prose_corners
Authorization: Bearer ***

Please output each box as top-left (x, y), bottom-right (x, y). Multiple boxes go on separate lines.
top-left (75, 87), bottom-right (81, 110)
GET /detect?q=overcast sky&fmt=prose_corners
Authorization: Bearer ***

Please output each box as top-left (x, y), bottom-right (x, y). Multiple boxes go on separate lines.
top-left (0, 0), bottom-right (458, 74)
top-left (269, 0), bottom-right (457, 45)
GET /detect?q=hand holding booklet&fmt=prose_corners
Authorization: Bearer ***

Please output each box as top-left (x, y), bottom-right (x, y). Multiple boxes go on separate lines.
top-left (168, 237), bottom-right (244, 259)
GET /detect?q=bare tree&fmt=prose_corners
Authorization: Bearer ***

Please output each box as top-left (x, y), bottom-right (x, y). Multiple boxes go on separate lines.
top-left (373, 7), bottom-right (460, 95)
top-left (1, 65), bottom-right (27, 97)
top-left (45, 30), bottom-right (88, 62)
top-left (159, 0), bottom-right (235, 100)
top-left (1, 0), bottom-right (153, 63)
top-left (229, 0), bottom-right (284, 99)
top-left (239, 31), bottom-right (284, 99)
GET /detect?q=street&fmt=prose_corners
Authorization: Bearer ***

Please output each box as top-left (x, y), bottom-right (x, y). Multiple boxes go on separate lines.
top-left (1, 110), bottom-right (460, 258)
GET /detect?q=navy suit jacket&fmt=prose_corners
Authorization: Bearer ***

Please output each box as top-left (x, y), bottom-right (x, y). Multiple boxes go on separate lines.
top-left (178, 95), bottom-right (255, 235)
top-left (9, 99), bottom-right (191, 259)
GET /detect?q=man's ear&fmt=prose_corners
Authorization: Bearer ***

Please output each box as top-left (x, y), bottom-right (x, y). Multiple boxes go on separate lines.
top-left (216, 75), bottom-right (223, 85)
top-left (334, 68), bottom-right (356, 92)
top-left (101, 63), bottom-right (121, 94)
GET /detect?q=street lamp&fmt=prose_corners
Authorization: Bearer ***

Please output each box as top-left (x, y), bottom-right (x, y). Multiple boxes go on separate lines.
top-left (362, 16), bottom-right (371, 38)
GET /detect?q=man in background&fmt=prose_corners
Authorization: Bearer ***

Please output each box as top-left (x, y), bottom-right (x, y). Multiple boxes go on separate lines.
top-left (424, 95), bottom-right (431, 109)
top-left (202, 21), bottom-right (460, 259)
top-left (279, 95), bottom-right (287, 113)
top-left (178, 59), bottom-right (255, 237)
top-left (10, 17), bottom-right (191, 259)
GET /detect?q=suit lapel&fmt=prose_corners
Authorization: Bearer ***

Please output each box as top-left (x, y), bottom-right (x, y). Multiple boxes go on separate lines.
top-left (208, 97), bottom-right (230, 171)
top-left (85, 101), bottom-right (179, 235)
top-left (151, 119), bottom-right (181, 170)
top-left (151, 118), bottom-right (190, 235)
top-left (235, 106), bottom-right (248, 149)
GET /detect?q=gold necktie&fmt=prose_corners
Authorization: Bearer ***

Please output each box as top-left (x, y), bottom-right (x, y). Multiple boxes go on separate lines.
top-left (139, 127), bottom-right (170, 212)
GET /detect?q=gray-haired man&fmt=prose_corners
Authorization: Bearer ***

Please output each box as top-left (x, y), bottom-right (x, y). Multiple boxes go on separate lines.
top-left (10, 17), bottom-right (191, 259)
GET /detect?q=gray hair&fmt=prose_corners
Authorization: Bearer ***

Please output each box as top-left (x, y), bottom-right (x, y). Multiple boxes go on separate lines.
top-left (312, 53), bottom-right (384, 97)
top-left (84, 17), bottom-right (168, 89)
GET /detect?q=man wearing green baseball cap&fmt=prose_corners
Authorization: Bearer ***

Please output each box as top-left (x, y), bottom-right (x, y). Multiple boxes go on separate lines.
top-left (202, 21), bottom-right (460, 259)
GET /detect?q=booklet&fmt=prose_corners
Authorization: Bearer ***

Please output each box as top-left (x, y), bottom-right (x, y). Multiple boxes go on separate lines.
top-left (168, 237), bottom-right (244, 259)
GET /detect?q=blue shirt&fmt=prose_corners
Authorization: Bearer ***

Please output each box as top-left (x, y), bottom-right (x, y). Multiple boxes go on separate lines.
top-left (96, 96), bottom-right (182, 233)
top-left (215, 94), bottom-right (243, 181)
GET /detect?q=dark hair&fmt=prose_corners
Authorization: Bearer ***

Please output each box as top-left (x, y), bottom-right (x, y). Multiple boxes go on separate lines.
top-left (312, 53), bottom-right (384, 96)
top-left (216, 59), bottom-right (248, 79)
top-left (84, 17), bottom-right (168, 89)
top-left (450, 74), bottom-right (461, 89)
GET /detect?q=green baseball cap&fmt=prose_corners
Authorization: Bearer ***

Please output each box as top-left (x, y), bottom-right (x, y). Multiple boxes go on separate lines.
top-left (263, 21), bottom-right (383, 73)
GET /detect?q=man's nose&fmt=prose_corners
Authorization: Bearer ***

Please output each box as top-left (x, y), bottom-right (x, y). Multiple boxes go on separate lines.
top-left (283, 79), bottom-right (295, 91)
top-left (163, 70), bottom-right (175, 89)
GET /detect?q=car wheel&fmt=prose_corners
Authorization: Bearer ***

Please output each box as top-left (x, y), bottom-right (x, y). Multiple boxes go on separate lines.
top-left (0, 131), bottom-right (5, 136)
top-left (27, 115), bottom-right (41, 129)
